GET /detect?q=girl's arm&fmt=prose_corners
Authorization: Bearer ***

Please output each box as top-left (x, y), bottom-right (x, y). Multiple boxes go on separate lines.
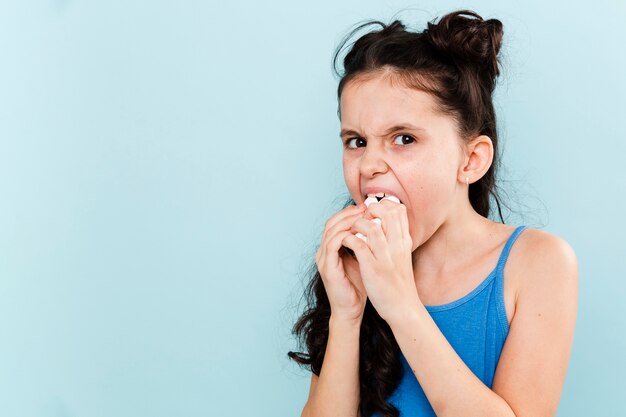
top-left (301, 316), bottom-right (362, 417)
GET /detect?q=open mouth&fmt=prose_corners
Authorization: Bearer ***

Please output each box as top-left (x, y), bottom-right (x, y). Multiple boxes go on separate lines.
top-left (364, 193), bottom-right (403, 204)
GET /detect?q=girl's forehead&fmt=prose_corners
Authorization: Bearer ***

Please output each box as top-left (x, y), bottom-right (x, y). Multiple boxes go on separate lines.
top-left (341, 93), bottom-right (441, 134)
top-left (340, 78), bottom-right (439, 120)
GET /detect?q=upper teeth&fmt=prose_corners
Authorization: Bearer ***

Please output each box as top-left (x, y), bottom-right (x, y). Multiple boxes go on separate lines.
top-left (364, 192), bottom-right (402, 204)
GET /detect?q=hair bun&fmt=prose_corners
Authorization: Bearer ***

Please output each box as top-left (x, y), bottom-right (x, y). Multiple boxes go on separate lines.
top-left (424, 10), bottom-right (503, 84)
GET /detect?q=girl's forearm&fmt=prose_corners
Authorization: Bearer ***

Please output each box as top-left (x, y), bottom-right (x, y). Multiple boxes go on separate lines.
top-left (389, 306), bottom-right (516, 417)
top-left (302, 316), bottom-right (362, 417)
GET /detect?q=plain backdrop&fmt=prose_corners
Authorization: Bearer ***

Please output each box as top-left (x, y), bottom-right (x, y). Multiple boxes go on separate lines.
top-left (1, 0), bottom-right (624, 416)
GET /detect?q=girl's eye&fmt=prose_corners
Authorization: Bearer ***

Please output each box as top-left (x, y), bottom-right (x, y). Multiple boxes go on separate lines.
top-left (344, 137), bottom-right (365, 149)
top-left (393, 134), bottom-right (416, 146)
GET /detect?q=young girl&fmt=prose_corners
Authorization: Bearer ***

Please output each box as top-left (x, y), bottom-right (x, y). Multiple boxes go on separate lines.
top-left (289, 9), bottom-right (578, 417)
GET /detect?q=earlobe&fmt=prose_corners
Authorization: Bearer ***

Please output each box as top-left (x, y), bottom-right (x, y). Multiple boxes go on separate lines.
top-left (459, 135), bottom-right (493, 183)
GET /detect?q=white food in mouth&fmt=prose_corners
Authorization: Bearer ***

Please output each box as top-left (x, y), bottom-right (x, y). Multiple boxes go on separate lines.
top-left (363, 196), bottom-right (379, 207)
top-left (364, 192), bottom-right (402, 204)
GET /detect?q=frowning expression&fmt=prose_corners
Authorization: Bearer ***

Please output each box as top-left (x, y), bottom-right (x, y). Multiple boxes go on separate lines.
top-left (339, 73), bottom-right (466, 249)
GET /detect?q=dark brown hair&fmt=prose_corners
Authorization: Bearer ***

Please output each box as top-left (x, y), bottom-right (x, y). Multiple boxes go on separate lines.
top-left (288, 9), bottom-right (506, 417)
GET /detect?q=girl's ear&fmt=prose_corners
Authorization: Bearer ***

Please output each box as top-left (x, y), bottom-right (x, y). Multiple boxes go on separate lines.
top-left (459, 135), bottom-right (493, 183)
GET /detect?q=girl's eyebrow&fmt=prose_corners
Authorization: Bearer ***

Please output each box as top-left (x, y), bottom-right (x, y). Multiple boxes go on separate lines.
top-left (340, 123), bottom-right (426, 139)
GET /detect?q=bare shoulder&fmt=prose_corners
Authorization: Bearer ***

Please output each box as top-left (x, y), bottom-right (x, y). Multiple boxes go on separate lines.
top-left (513, 228), bottom-right (579, 295)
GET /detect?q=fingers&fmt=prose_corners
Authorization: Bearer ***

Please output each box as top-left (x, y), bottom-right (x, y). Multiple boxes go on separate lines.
top-left (342, 232), bottom-right (375, 265)
top-left (352, 198), bottom-right (410, 257)
top-left (325, 210), bottom-right (366, 244)
top-left (327, 230), bottom-right (361, 267)
top-left (322, 212), bottom-right (366, 264)
top-left (316, 206), bottom-right (365, 266)
top-left (321, 205), bottom-right (364, 242)
top-left (350, 216), bottom-right (385, 253)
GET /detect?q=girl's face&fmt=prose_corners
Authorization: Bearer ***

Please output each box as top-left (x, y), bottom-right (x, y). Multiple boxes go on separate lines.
top-left (340, 74), bottom-right (468, 251)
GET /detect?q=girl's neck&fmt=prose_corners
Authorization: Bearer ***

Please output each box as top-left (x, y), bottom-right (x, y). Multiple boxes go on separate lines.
top-left (411, 201), bottom-right (498, 284)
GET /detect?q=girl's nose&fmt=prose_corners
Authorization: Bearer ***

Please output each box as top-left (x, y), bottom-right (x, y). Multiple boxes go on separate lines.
top-left (359, 146), bottom-right (389, 178)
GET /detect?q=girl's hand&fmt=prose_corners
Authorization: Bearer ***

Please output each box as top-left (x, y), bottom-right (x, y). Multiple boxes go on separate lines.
top-left (341, 198), bottom-right (420, 325)
top-left (315, 204), bottom-right (369, 323)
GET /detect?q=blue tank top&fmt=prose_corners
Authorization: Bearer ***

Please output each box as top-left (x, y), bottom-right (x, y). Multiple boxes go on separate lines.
top-left (372, 225), bottom-right (528, 417)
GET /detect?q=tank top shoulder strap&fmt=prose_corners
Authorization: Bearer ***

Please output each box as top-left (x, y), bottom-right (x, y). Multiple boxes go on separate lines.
top-left (493, 225), bottom-right (528, 336)
top-left (495, 225), bottom-right (528, 276)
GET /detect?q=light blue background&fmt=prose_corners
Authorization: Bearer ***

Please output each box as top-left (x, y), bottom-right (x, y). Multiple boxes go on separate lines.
top-left (1, 1), bottom-right (624, 416)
